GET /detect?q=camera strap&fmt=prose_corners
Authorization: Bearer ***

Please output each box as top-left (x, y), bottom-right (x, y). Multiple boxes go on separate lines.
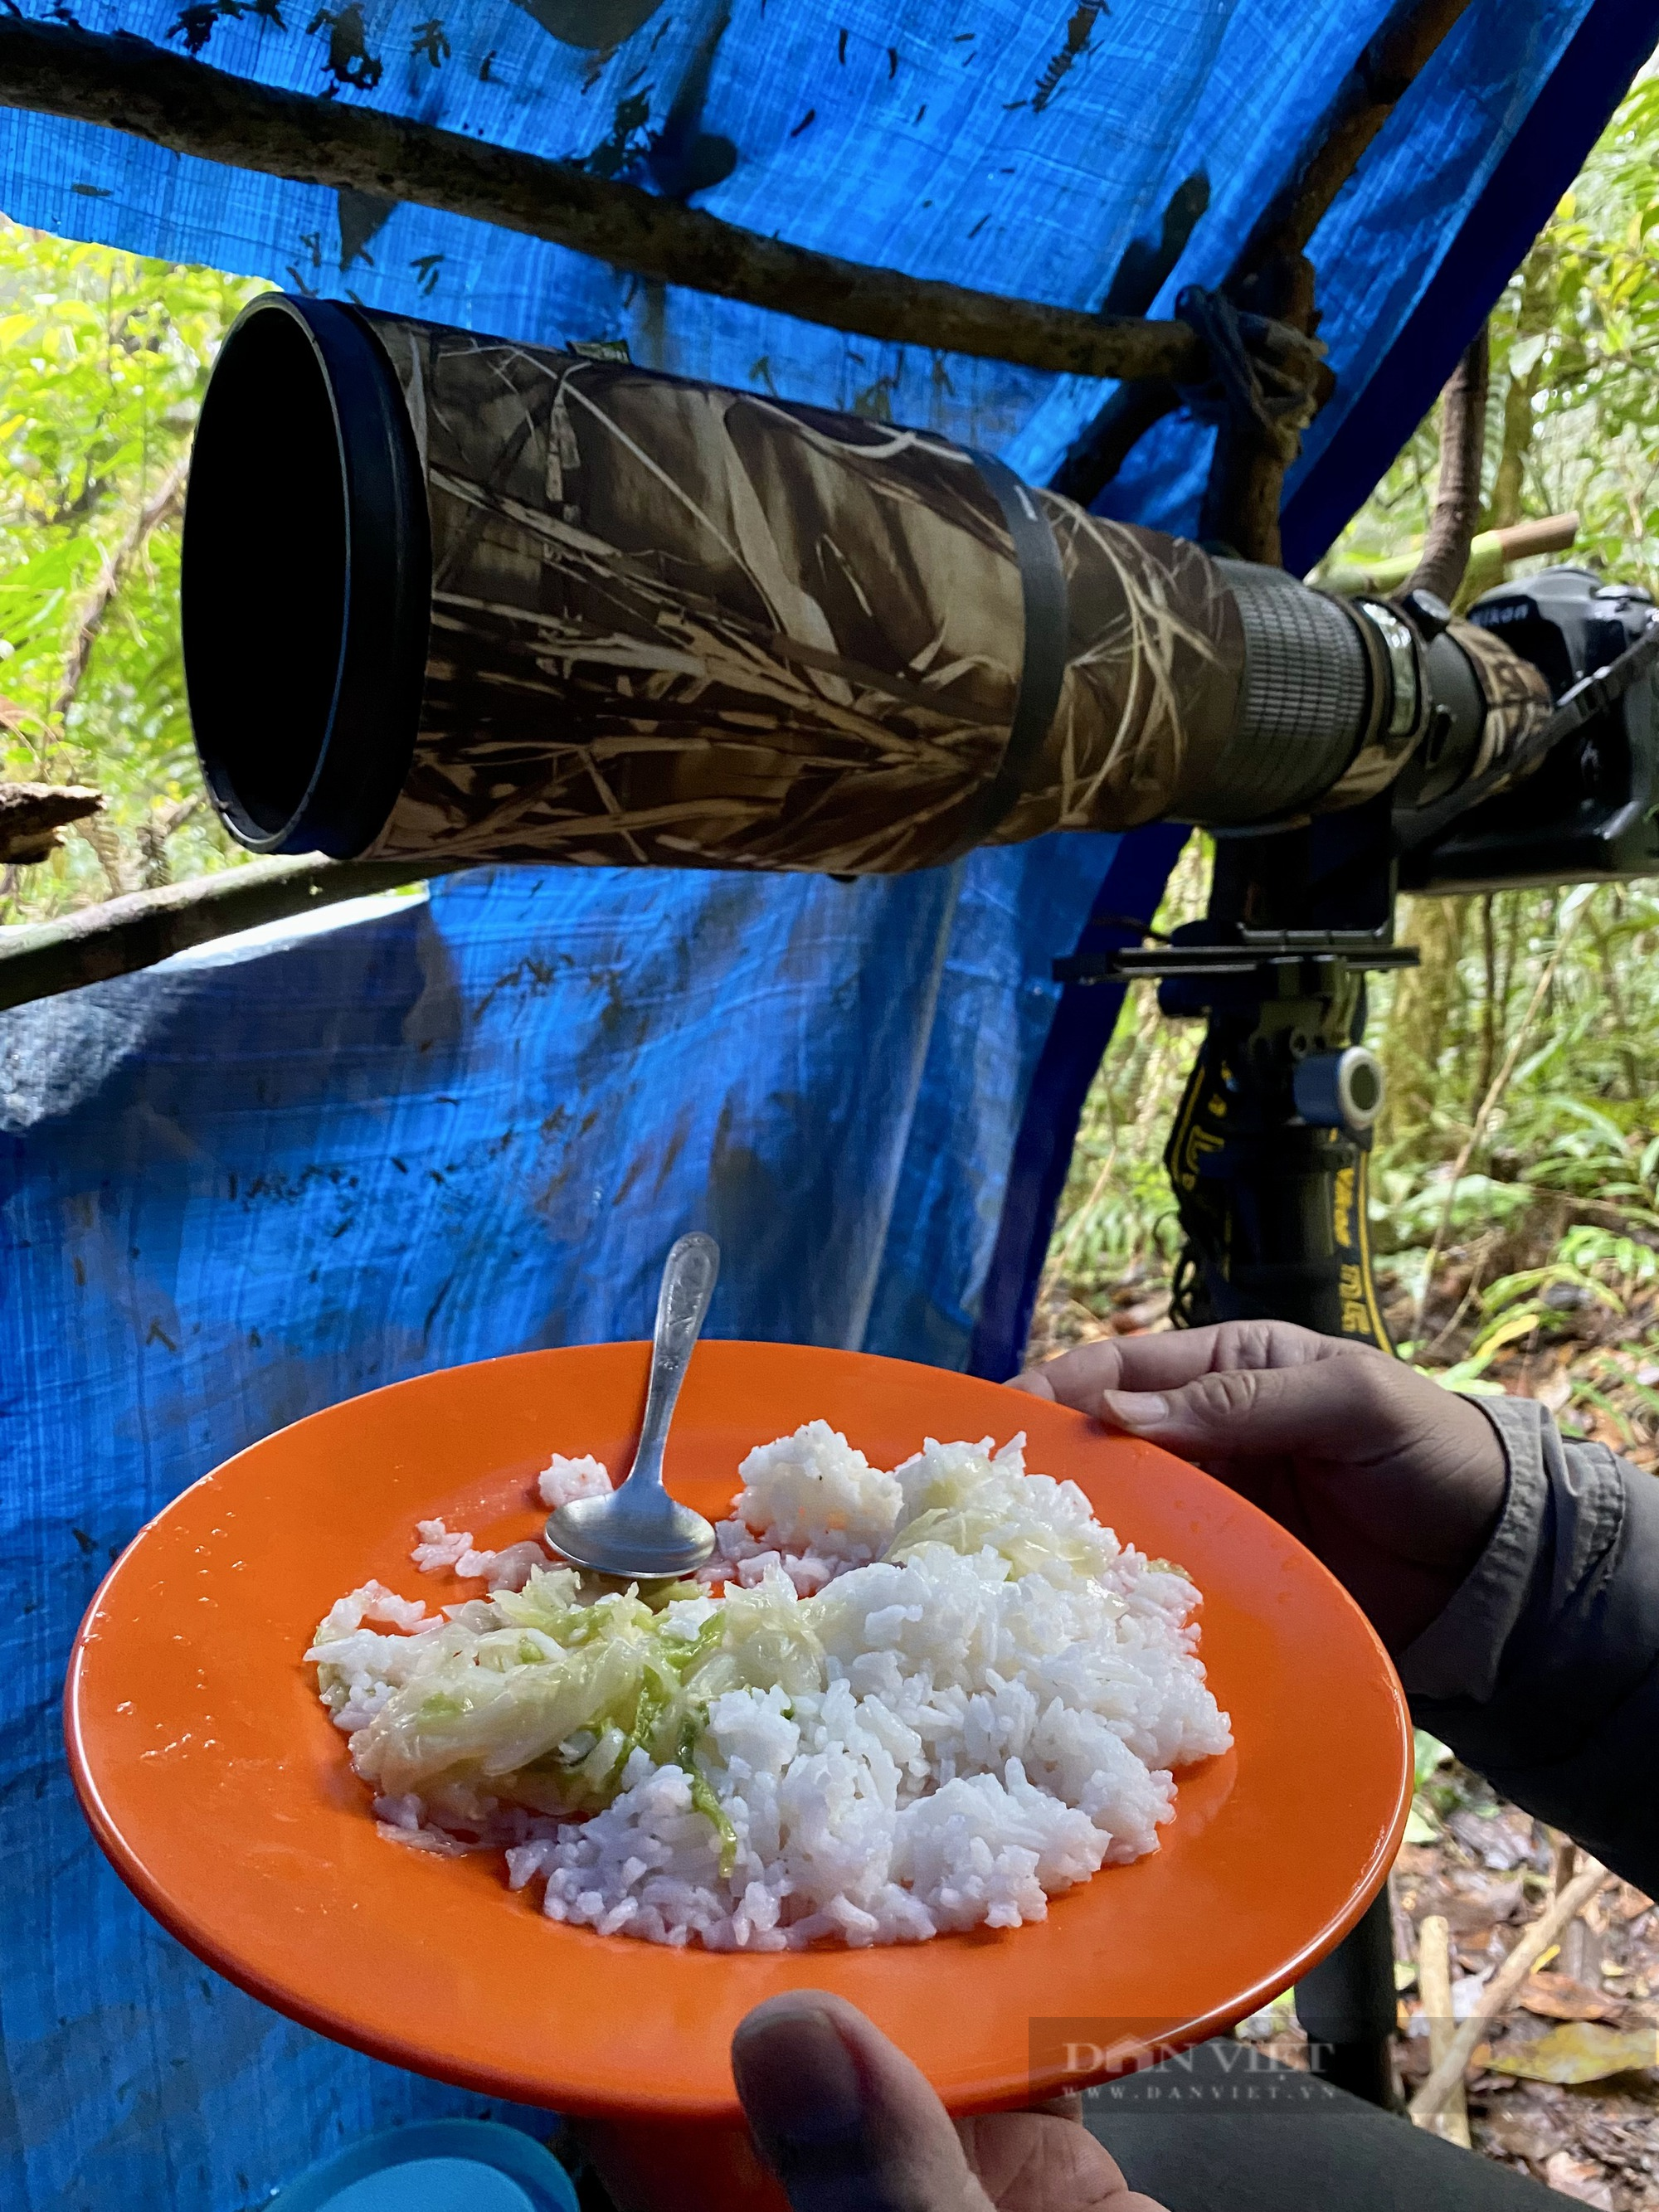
top-left (930, 450), bottom-right (1069, 865)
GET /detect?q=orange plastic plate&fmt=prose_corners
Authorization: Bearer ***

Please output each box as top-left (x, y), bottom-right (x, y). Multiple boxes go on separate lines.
top-left (66, 1341), bottom-right (1409, 2121)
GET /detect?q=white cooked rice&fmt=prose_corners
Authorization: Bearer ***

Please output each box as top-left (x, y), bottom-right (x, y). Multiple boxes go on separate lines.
top-left (307, 1425), bottom-right (1231, 1949)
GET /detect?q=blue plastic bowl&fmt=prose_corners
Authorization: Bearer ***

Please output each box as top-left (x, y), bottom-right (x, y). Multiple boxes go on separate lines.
top-left (273, 2119), bottom-right (581, 2212)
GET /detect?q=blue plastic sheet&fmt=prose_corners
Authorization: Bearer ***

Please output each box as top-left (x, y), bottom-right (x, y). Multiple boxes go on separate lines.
top-left (0, 0), bottom-right (1631, 523)
top-left (2, 834), bottom-right (1131, 2210)
top-left (2, 1), bottom-right (1655, 2202)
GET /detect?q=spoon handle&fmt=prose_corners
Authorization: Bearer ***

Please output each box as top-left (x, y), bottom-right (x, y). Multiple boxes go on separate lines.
top-left (629, 1232), bottom-right (719, 1491)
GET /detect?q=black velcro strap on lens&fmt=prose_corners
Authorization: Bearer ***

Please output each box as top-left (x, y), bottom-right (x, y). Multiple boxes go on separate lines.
top-left (929, 449), bottom-right (1069, 866)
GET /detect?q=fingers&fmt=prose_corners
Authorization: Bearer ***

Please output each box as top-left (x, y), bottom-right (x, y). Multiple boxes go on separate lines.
top-left (956, 2112), bottom-right (1165, 2211)
top-left (733, 1994), bottom-right (1164, 2212)
top-left (1009, 1337), bottom-right (1133, 1413)
top-left (1012, 1320), bottom-right (1338, 1419)
top-left (732, 1991), bottom-right (994, 2211)
top-left (1096, 1341), bottom-right (1402, 1461)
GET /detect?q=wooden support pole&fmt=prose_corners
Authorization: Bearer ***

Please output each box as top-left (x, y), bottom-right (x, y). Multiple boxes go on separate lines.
top-left (0, 16), bottom-right (1303, 391)
top-left (1049, 379), bottom-right (1183, 506)
top-left (1199, 0), bottom-right (1478, 564)
top-left (1063, 0), bottom-right (1478, 521)
top-left (0, 853), bottom-right (457, 1014)
top-left (1230, 0), bottom-right (1481, 309)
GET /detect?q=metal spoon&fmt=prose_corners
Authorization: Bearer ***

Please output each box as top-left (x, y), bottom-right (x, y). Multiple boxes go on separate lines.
top-left (545, 1232), bottom-right (720, 1580)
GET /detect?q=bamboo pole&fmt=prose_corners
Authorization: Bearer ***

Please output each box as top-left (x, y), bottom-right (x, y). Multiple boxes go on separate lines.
top-left (0, 853), bottom-right (457, 1014)
top-left (0, 16), bottom-right (1283, 391)
top-left (1320, 513), bottom-right (1580, 599)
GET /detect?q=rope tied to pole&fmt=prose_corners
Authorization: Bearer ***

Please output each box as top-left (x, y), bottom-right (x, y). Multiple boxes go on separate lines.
top-left (1175, 286), bottom-right (1326, 465)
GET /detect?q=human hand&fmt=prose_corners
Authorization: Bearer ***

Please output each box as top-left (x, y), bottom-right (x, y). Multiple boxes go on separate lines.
top-left (1011, 1320), bottom-right (1506, 1652)
top-left (731, 1991), bottom-right (1165, 2212)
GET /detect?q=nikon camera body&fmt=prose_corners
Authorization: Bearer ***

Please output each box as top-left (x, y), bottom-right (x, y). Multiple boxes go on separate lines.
top-left (1400, 566), bottom-right (1659, 892)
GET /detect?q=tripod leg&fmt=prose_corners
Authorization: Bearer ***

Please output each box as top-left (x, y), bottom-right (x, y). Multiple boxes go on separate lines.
top-left (1292, 1891), bottom-right (1401, 2107)
top-left (1162, 965), bottom-right (1402, 2105)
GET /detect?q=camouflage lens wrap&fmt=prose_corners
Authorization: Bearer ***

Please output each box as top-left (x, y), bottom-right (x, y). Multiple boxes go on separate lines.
top-left (360, 314), bottom-right (1244, 873)
top-left (1447, 615), bottom-right (1554, 786)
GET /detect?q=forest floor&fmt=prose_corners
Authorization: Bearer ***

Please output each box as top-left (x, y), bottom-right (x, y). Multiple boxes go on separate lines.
top-left (1227, 1787), bottom-right (1659, 2207)
top-left (1027, 1233), bottom-right (1659, 2205)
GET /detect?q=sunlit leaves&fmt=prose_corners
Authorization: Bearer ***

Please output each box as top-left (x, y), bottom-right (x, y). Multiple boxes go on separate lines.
top-left (0, 221), bottom-right (263, 915)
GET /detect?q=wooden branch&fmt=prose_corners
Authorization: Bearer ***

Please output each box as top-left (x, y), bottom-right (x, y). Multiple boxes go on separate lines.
top-left (1406, 326), bottom-right (1490, 604)
top-left (1202, 0), bottom-right (1479, 563)
top-left (1056, 0), bottom-right (1476, 512)
top-left (56, 454), bottom-right (188, 722)
top-left (1235, 0), bottom-right (1479, 299)
top-left (1198, 387), bottom-right (1303, 567)
top-left (0, 780), bottom-right (102, 866)
top-left (0, 850), bottom-right (459, 1013)
top-left (1412, 1915), bottom-right (1471, 2146)
top-left (1108, 0), bottom-right (1472, 553)
top-left (1049, 379), bottom-right (1180, 506)
top-left (1407, 1858), bottom-right (1609, 2122)
top-left (0, 17), bottom-right (1300, 391)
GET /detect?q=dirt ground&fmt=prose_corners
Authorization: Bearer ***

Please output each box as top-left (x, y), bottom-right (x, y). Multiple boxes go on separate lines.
top-left (1025, 1262), bottom-right (1659, 2205)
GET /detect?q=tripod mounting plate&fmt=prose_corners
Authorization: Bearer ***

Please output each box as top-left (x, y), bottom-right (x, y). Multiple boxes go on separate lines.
top-left (1054, 932), bottom-right (1419, 991)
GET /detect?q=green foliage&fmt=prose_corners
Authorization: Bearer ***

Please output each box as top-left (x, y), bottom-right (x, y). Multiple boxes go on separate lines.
top-left (1511, 75), bottom-right (1659, 577)
top-left (1320, 69), bottom-right (1659, 583)
top-left (1405, 1728), bottom-right (1455, 1841)
top-left (0, 220), bottom-right (263, 917)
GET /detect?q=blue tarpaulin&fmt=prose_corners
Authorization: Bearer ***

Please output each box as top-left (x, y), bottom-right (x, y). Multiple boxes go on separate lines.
top-left (1, 2), bottom-right (1654, 2205)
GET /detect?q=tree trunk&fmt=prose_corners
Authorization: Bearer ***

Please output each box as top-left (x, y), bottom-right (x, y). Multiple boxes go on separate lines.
top-left (1383, 894), bottom-right (1468, 1148)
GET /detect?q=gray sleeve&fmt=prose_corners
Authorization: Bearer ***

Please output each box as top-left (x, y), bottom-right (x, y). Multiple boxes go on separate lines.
top-left (1399, 1393), bottom-right (1659, 1895)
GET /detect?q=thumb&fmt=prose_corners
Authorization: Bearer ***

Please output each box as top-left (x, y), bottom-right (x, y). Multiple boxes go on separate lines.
top-left (732, 1991), bottom-right (993, 2211)
top-left (1101, 1349), bottom-right (1393, 1463)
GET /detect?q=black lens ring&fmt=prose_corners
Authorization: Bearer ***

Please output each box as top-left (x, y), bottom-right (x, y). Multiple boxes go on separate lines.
top-left (183, 293), bottom-right (431, 857)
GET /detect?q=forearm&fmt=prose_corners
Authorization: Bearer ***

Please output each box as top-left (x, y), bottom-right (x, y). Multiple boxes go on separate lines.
top-left (1401, 1395), bottom-right (1659, 1894)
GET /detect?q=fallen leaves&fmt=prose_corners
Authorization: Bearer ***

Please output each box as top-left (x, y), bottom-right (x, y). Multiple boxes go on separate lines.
top-left (1519, 1971), bottom-right (1627, 2025)
top-left (1474, 2021), bottom-right (1659, 2084)
top-left (1387, 1782), bottom-right (1659, 2201)
top-left (1446, 1809), bottom-right (1536, 1872)
top-left (1404, 1801), bottom-right (1438, 1845)
top-left (1482, 2108), bottom-right (1558, 2164)
top-left (1543, 2150), bottom-right (1617, 2206)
